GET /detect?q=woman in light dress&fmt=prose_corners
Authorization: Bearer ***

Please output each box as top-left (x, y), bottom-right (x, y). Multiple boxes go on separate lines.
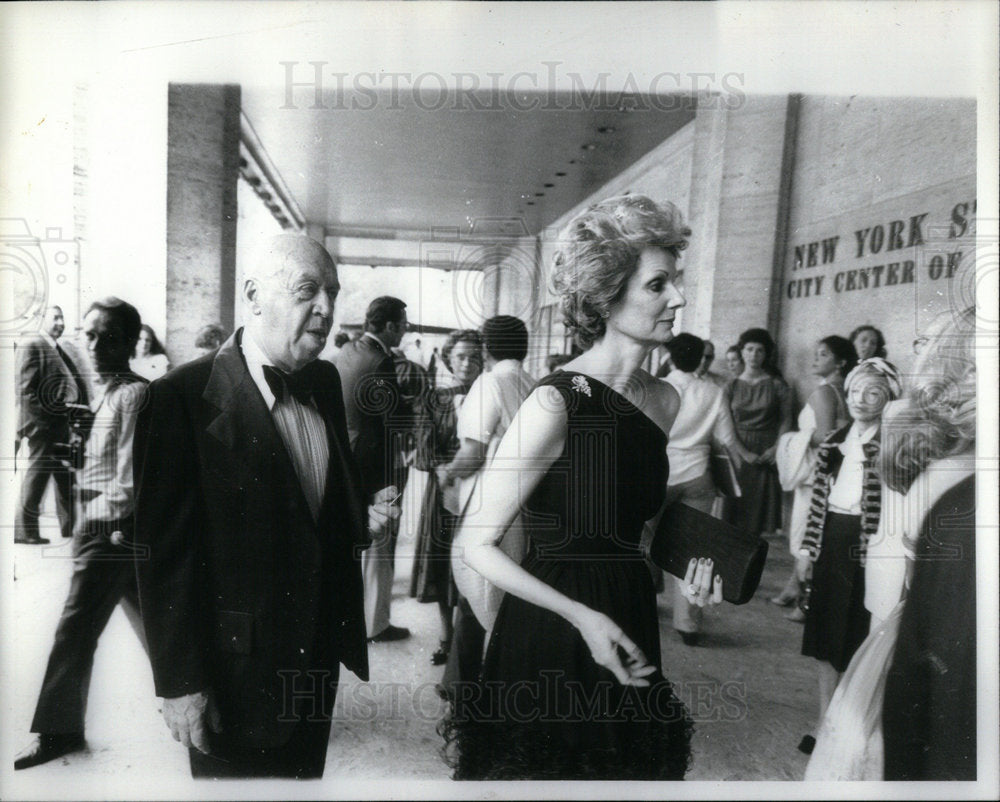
top-left (773, 336), bottom-right (856, 619)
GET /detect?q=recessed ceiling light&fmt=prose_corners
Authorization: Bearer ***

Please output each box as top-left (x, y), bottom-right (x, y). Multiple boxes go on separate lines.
top-left (544, 183), bottom-right (554, 188)
top-left (555, 171), bottom-right (566, 177)
top-left (527, 201), bottom-right (535, 206)
top-left (581, 143), bottom-right (596, 151)
top-left (535, 192), bottom-right (545, 197)
top-left (597, 126), bottom-right (616, 134)
top-left (568, 159), bottom-right (577, 164)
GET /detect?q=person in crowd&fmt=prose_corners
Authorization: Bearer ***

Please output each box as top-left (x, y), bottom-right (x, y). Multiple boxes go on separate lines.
top-left (133, 234), bottom-right (398, 778)
top-left (436, 316), bottom-right (535, 695)
top-left (725, 328), bottom-right (793, 537)
top-left (15, 297), bottom-right (148, 769)
top-left (130, 323), bottom-right (171, 381)
top-left (795, 357), bottom-right (901, 756)
top-left (391, 345), bottom-right (431, 473)
top-left (444, 195), bottom-right (720, 780)
top-left (410, 329), bottom-right (484, 666)
top-left (724, 344), bottom-right (744, 380)
top-left (694, 339), bottom-right (727, 387)
top-left (849, 324), bottom-right (887, 361)
top-left (805, 310), bottom-right (976, 781)
top-left (336, 296), bottom-right (411, 644)
top-left (193, 323), bottom-right (226, 357)
top-left (881, 308), bottom-right (976, 780)
top-left (15, 304), bottom-right (90, 544)
top-left (659, 333), bottom-right (754, 646)
top-left (772, 335), bottom-right (855, 620)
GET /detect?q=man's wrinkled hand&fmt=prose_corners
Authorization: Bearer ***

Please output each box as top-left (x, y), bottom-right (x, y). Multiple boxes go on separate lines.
top-left (369, 485), bottom-right (402, 536)
top-left (162, 691), bottom-right (222, 754)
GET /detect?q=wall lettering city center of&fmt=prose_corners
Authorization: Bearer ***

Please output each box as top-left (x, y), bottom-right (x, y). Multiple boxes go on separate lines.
top-left (786, 196), bottom-right (977, 300)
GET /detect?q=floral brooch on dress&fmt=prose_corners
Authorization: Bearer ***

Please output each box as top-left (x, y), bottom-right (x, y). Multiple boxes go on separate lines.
top-left (571, 374), bottom-right (592, 397)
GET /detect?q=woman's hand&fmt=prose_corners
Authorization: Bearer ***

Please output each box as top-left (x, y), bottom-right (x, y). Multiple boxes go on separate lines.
top-left (681, 558), bottom-right (724, 607)
top-left (758, 445), bottom-right (777, 465)
top-left (573, 607), bottom-right (657, 686)
top-left (795, 553), bottom-right (813, 583)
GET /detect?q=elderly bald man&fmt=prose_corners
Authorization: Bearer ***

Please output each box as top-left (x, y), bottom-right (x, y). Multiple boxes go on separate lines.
top-left (134, 234), bottom-right (399, 778)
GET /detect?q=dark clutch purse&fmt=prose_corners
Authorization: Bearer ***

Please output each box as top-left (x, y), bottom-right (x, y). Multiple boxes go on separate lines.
top-left (649, 501), bottom-right (769, 605)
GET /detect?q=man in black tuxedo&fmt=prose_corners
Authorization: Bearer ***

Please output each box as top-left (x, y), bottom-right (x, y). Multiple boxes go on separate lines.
top-left (133, 234), bottom-right (398, 778)
top-left (335, 296), bottom-right (411, 642)
top-left (15, 305), bottom-right (90, 543)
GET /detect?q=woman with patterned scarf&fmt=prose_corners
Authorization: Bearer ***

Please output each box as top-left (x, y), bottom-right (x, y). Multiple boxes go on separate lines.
top-left (794, 357), bottom-right (902, 755)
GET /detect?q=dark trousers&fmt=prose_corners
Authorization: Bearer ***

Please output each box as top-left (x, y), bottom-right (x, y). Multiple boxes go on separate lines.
top-left (16, 433), bottom-right (73, 541)
top-left (441, 595), bottom-right (485, 697)
top-left (189, 666), bottom-right (340, 779)
top-left (31, 520), bottom-right (145, 734)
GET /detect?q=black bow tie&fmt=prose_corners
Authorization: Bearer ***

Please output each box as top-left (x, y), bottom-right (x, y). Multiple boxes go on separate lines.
top-left (263, 364), bottom-right (316, 405)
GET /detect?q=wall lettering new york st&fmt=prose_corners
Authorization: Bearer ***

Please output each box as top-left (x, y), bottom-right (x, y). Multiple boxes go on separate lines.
top-left (786, 199), bottom-right (977, 300)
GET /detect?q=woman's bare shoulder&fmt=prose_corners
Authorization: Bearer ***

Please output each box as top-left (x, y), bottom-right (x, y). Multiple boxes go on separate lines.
top-left (636, 369), bottom-right (680, 434)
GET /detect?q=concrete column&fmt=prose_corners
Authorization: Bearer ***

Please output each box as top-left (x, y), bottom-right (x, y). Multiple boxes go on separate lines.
top-left (166, 84), bottom-right (241, 364)
top-left (683, 95), bottom-right (796, 353)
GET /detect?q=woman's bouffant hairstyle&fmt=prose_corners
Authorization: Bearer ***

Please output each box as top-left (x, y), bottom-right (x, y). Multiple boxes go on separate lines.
top-left (737, 327), bottom-right (782, 377)
top-left (879, 307), bottom-right (976, 494)
top-left (440, 328), bottom-right (484, 372)
top-left (550, 195), bottom-right (690, 349)
top-left (849, 324), bottom-right (888, 359)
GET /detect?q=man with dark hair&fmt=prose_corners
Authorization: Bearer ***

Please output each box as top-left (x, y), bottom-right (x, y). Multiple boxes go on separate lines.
top-left (15, 304), bottom-right (90, 543)
top-left (133, 235), bottom-right (397, 778)
top-left (695, 339), bottom-right (727, 387)
top-left (436, 315), bottom-right (535, 695)
top-left (335, 295), bottom-right (411, 643)
top-left (659, 333), bottom-right (753, 646)
top-left (15, 297), bottom-right (148, 769)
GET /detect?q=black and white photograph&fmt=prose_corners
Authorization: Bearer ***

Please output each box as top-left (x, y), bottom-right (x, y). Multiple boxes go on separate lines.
top-left (1, 1), bottom-right (997, 799)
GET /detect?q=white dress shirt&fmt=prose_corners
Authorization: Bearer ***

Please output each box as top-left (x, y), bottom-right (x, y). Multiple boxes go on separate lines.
top-left (456, 359), bottom-right (536, 447)
top-left (664, 370), bottom-right (739, 486)
top-left (78, 377), bottom-right (144, 522)
top-left (242, 333), bottom-right (330, 522)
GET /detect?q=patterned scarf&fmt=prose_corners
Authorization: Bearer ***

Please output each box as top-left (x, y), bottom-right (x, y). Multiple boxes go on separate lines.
top-left (800, 423), bottom-right (882, 564)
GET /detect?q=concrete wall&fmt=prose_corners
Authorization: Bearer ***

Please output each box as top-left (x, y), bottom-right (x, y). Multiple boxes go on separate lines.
top-left (777, 96), bottom-right (977, 405)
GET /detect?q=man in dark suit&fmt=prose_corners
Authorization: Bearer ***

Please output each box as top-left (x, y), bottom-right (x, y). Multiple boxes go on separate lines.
top-left (335, 296), bottom-right (411, 643)
top-left (15, 304), bottom-right (90, 543)
top-left (14, 297), bottom-right (149, 770)
top-left (133, 235), bottom-right (398, 778)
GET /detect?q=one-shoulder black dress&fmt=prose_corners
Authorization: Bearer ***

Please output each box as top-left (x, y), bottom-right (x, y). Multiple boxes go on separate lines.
top-left (443, 371), bottom-right (693, 780)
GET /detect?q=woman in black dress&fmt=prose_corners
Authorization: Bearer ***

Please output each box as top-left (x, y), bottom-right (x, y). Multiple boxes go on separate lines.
top-left (444, 195), bottom-right (721, 780)
top-left (410, 329), bottom-right (483, 665)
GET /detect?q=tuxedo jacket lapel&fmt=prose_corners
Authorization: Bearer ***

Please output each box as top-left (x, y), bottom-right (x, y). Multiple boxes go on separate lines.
top-left (203, 332), bottom-right (316, 539)
top-left (312, 369), bottom-right (369, 550)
